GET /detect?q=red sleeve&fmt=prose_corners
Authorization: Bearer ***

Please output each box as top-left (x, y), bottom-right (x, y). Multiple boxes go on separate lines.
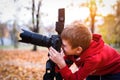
top-left (55, 56), bottom-right (74, 73)
top-left (59, 56), bottom-right (100, 80)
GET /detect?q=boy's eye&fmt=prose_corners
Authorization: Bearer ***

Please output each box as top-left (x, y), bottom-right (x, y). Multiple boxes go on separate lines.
top-left (62, 44), bottom-right (64, 47)
top-left (62, 44), bottom-right (65, 47)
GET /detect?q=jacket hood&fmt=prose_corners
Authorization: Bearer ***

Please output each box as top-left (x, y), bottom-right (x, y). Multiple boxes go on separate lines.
top-left (80, 34), bottom-right (104, 59)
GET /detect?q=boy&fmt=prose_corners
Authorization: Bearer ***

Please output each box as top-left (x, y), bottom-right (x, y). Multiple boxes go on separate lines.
top-left (48, 21), bottom-right (120, 80)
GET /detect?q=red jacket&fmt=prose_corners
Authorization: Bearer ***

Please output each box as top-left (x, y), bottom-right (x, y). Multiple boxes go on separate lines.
top-left (59, 34), bottom-right (120, 80)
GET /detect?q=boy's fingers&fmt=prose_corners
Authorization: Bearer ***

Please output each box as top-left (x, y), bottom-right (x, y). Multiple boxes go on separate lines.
top-left (49, 47), bottom-right (58, 57)
top-left (50, 47), bottom-right (59, 54)
top-left (49, 47), bottom-right (54, 56)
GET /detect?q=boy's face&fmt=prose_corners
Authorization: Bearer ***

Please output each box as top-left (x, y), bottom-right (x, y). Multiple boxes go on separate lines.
top-left (62, 39), bottom-right (82, 56)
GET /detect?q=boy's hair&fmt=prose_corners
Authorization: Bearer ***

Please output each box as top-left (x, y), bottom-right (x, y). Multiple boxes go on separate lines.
top-left (61, 21), bottom-right (92, 51)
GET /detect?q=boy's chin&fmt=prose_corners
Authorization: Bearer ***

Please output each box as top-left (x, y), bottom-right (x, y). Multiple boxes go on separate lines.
top-left (64, 53), bottom-right (69, 56)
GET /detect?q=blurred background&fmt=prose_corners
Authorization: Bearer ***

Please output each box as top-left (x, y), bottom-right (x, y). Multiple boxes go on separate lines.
top-left (0, 0), bottom-right (120, 50)
top-left (0, 0), bottom-right (120, 80)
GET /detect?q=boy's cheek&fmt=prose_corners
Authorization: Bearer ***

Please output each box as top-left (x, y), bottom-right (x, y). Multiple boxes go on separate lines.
top-left (62, 49), bottom-right (67, 55)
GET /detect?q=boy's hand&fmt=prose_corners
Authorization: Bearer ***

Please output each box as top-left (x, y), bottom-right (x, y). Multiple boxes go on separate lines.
top-left (49, 47), bottom-right (66, 69)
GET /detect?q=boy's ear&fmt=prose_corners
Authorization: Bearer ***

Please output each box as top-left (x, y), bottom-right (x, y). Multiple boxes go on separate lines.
top-left (76, 46), bottom-right (83, 54)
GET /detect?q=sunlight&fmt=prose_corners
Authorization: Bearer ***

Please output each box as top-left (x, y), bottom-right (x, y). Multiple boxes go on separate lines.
top-left (65, 7), bottom-right (89, 24)
top-left (0, 0), bottom-right (118, 26)
top-left (96, 0), bottom-right (117, 16)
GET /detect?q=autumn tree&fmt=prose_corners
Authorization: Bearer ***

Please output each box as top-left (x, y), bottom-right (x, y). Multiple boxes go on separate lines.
top-left (114, 0), bottom-right (120, 46)
top-left (99, 15), bottom-right (116, 45)
top-left (89, 0), bottom-right (97, 33)
top-left (0, 24), bottom-right (6, 45)
top-left (99, 0), bottom-right (120, 47)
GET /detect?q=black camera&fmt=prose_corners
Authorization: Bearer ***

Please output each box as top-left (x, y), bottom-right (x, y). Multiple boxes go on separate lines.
top-left (19, 28), bottom-right (63, 80)
top-left (19, 29), bottom-right (62, 52)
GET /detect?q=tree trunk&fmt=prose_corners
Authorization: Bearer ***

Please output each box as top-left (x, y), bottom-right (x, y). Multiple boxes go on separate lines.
top-left (32, 0), bottom-right (41, 51)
